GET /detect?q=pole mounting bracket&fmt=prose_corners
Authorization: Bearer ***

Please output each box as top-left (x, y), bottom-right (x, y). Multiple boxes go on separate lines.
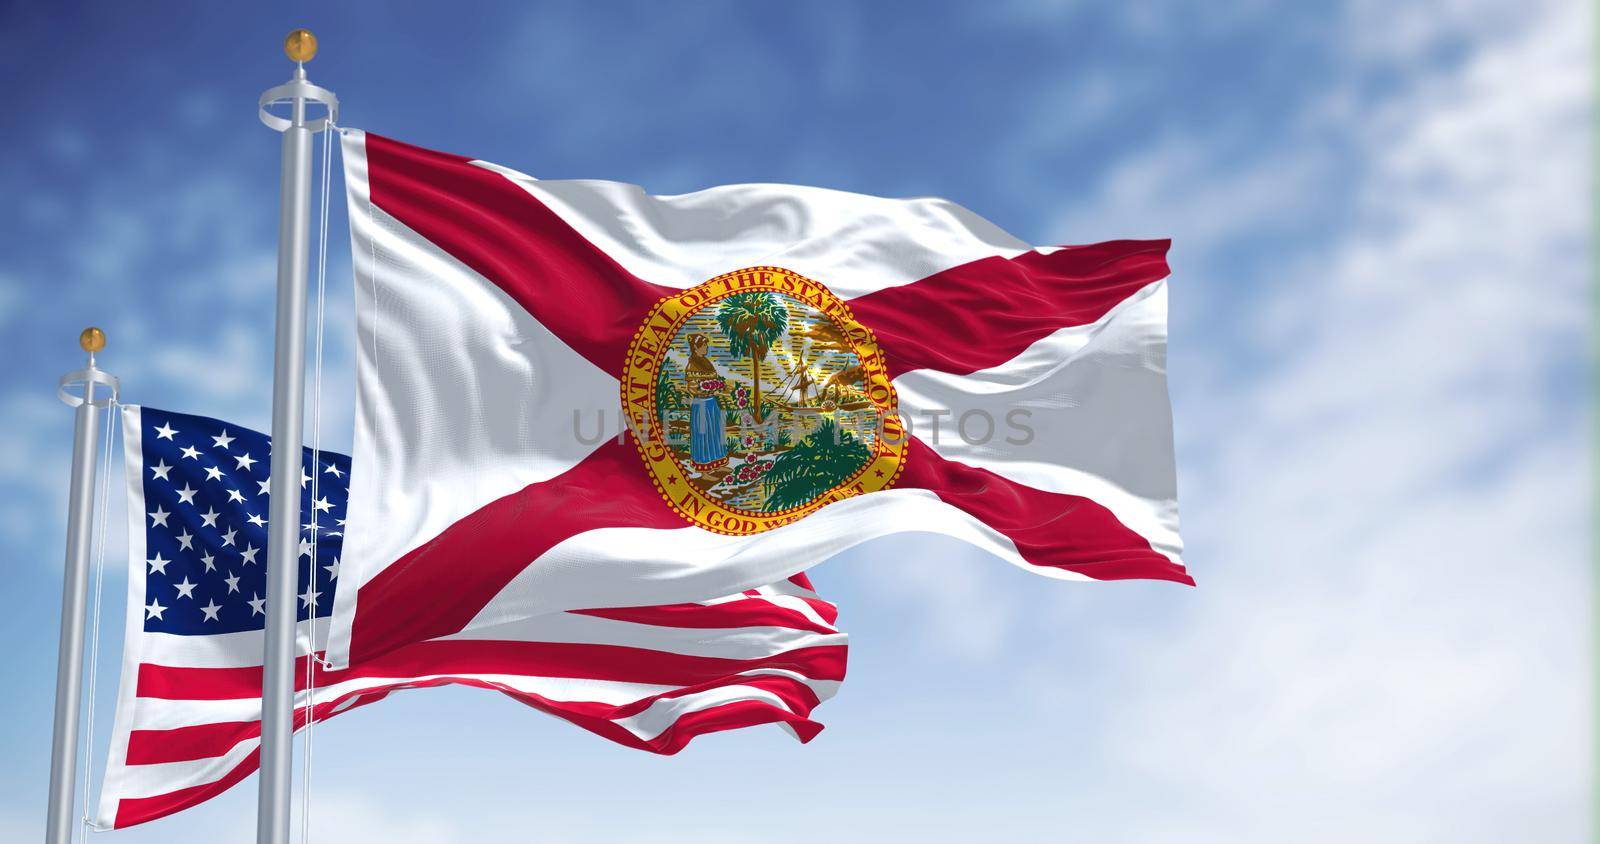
top-left (57, 367), bottom-right (118, 408)
top-left (259, 69), bottom-right (339, 134)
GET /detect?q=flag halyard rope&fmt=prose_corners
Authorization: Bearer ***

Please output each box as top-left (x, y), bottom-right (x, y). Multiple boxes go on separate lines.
top-left (300, 112), bottom-right (336, 844)
top-left (80, 399), bottom-right (118, 838)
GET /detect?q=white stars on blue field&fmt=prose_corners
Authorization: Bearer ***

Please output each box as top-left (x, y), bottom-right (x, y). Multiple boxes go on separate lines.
top-left (137, 407), bottom-right (350, 635)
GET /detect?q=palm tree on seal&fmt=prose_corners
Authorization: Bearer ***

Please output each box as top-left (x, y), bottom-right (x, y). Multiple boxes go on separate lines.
top-left (716, 292), bottom-right (789, 423)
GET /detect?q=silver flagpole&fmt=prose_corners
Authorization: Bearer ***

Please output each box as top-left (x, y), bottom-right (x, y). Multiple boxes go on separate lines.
top-left (45, 327), bottom-right (118, 844)
top-left (256, 29), bottom-right (336, 844)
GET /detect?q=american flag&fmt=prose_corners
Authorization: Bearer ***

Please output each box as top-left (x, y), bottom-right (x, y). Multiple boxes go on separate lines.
top-left (96, 406), bottom-right (847, 830)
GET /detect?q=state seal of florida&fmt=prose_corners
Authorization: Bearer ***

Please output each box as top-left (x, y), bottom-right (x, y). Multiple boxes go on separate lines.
top-left (622, 266), bottom-right (908, 535)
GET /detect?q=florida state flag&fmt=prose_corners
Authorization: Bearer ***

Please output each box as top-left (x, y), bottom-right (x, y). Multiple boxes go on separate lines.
top-left (327, 129), bottom-right (1188, 669)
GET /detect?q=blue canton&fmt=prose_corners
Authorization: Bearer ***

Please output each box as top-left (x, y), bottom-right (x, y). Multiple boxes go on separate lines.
top-left (138, 407), bottom-right (349, 635)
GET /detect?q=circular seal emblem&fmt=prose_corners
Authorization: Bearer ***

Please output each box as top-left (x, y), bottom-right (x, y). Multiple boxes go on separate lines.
top-left (622, 266), bottom-right (908, 535)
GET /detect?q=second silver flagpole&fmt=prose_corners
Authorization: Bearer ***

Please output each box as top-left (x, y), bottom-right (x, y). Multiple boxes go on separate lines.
top-left (44, 329), bottom-right (117, 844)
top-left (256, 29), bottom-right (336, 844)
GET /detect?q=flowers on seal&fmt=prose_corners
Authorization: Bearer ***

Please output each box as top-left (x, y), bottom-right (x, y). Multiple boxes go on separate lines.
top-left (730, 384), bottom-right (752, 409)
top-left (697, 377), bottom-right (726, 394)
top-left (732, 459), bottom-right (774, 484)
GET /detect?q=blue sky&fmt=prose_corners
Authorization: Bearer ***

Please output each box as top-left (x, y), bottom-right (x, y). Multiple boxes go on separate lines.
top-left (0, 1), bottom-right (1590, 841)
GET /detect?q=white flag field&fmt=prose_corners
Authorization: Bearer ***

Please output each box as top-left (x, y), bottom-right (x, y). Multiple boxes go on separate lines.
top-left (327, 128), bottom-right (1187, 669)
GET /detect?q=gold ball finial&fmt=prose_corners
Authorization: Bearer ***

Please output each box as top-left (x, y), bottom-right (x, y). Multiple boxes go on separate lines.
top-left (285, 29), bottom-right (317, 63)
top-left (79, 327), bottom-right (106, 355)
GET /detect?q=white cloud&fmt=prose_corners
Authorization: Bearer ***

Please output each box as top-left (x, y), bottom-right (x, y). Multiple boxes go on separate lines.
top-left (847, 534), bottom-right (1023, 661)
top-left (293, 792), bottom-right (473, 844)
top-left (827, 0), bottom-right (1590, 840)
top-left (0, 391), bottom-right (77, 555)
top-left (1052, 130), bottom-right (1330, 252)
top-left (0, 808), bottom-right (34, 842)
top-left (84, 789), bottom-right (481, 844)
top-left (1006, 0), bottom-right (1592, 839)
top-left (1340, 0), bottom-right (1532, 64)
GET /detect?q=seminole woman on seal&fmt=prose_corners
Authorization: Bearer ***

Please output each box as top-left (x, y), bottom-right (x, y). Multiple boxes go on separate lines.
top-left (684, 333), bottom-right (729, 470)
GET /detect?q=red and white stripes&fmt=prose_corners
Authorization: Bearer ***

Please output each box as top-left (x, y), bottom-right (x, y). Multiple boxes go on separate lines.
top-left (97, 413), bottom-right (846, 829)
top-left (99, 577), bottom-right (844, 828)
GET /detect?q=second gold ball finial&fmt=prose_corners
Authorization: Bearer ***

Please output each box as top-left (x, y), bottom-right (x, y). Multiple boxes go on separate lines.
top-left (80, 327), bottom-right (106, 355)
top-left (285, 29), bottom-right (317, 63)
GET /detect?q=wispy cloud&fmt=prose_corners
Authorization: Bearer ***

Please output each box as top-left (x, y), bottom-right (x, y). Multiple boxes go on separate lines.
top-left (837, 0), bottom-right (1589, 840)
top-left (1005, 0), bottom-right (1589, 839)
